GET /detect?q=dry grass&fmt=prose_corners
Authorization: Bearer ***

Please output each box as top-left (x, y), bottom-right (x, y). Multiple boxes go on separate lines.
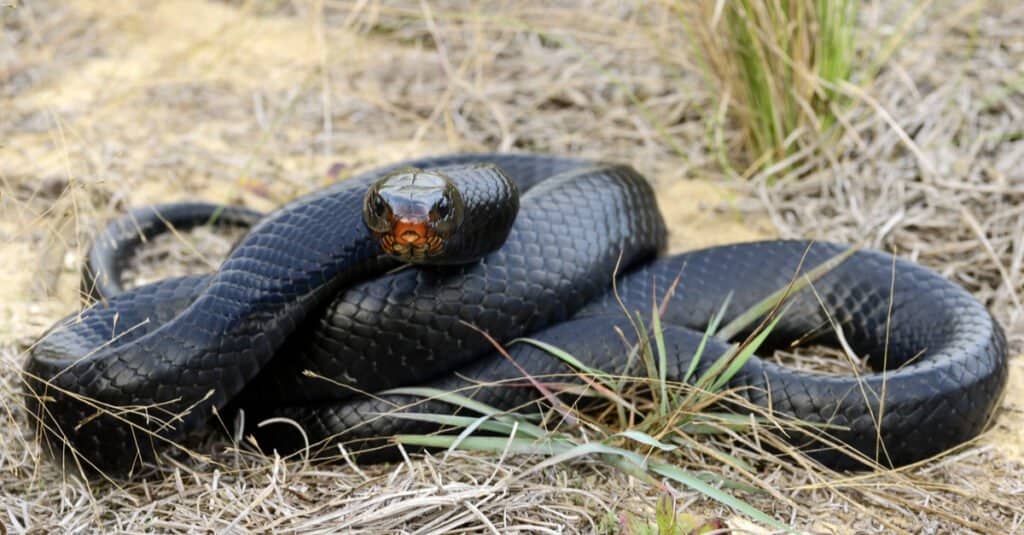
top-left (2, 0), bottom-right (1023, 532)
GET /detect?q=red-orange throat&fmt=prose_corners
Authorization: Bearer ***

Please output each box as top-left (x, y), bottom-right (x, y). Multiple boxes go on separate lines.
top-left (392, 220), bottom-right (429, 246)
top-left (378, 219), bottom-right (444, 258)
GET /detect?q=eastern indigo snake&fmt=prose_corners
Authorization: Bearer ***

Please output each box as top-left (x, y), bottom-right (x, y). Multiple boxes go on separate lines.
top-left (23, 153), bottom-right (1008, 476)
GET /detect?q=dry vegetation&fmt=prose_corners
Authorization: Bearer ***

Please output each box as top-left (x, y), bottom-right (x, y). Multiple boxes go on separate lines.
top-left (1, 0), bottom-right (1023, 532)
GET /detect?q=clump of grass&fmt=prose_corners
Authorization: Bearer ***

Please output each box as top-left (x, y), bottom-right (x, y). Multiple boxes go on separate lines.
top-left (392, 316), bottom-right (795, 531)
top-left (395, 246), bottom-right (860, 531)
top-left (678, 0), bottom-right (858, 175)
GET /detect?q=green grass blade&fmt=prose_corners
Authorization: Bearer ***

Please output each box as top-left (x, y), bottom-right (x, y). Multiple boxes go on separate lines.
top-left (381, 412), bottom-right (519, 438)
top-left (710, 310), bottom-right (786, 392)
top-left (516, 442), bottom-right (652, 481)
top-left (717, 245), bottom-right (860, 341)
top-left (679, 422), bottom-right (741, 435)
top-left (690, 471), bottom-right (763, 494)
top-left (511, 337), bottom-right (614, 387)
top-left (692, 345), bottom-right (737, 393)
top-left (650, 462), bottom-right (793, 532)
top-left (395, 434), bottom-right (574, 457)
top-left (382, 387), bottom-right (500, 415)
top-left (512, 338), bottom-right (643, 416)
top-left (634, 313), bottom-right (658, 381)
top-left (684, 291), bottom-right (733, 383)
top-left (651, 299), bottom-right (669, 415)
top-left (448, 415), bottom-right (510, 455)
top-left (671, 434), bottom-right (757, 474)
top-left (382, 387), bottom-right (549, 438)
top-left (678, 412), bottom-right (777, 433)
top-left (615, 430), bottom-right (679, 452)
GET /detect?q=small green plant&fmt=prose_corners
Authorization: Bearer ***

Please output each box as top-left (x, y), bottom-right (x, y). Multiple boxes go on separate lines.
top-left (611, 494), bottom-right (726, 534)
top-left (678, 0), bottom-right (857, 176)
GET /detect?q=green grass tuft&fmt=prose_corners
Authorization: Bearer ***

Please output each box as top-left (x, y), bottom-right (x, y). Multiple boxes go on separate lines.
top-left (394, 245), bottom-right (858, 530)
top-left (678, 0), bottom-right (858, 176)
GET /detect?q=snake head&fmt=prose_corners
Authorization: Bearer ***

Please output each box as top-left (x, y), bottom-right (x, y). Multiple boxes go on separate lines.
top-left (363, 168), bottom-right (465, 263)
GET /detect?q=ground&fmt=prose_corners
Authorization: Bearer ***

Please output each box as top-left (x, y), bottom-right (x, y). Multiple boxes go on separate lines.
top-left (1, 0), bottom-right (1022, 533)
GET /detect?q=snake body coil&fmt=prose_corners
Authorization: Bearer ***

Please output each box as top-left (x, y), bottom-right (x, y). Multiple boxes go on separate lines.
top-left (24, 154), bottom-right (1008, 476)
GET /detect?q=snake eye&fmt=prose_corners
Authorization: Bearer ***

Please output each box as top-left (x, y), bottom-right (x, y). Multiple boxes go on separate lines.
top-left (430, 190), bottom-right (463, 236)
top-left (434, 197), bottom-right (450, 219)
top-left (363, 191), bottom-right (392, 233)
top-left (371, 194), bottom-right (387, 217)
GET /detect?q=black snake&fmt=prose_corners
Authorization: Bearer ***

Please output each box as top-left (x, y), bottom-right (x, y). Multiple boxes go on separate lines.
top-left (23, 153), bottom-right (1008, 477)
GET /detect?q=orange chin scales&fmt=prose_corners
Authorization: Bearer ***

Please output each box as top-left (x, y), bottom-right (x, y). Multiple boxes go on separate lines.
top-left (391, 220), bottom-right (430, 246)
top-left (378, 220), bottom-right (445, 257)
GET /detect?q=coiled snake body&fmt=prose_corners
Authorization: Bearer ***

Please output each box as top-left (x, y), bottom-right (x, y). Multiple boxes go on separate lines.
top-left (24, 153), bottom-right (1008, 476)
